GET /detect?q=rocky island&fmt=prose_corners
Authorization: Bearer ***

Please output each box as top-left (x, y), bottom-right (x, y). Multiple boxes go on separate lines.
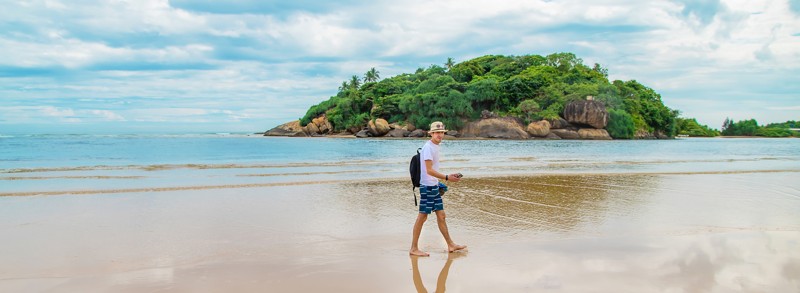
top-left (265, 53), bottom-right (685, 139)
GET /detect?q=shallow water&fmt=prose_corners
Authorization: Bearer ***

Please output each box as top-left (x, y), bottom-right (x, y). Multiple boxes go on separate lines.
top-left (2, 136), bottom-right (798, 196)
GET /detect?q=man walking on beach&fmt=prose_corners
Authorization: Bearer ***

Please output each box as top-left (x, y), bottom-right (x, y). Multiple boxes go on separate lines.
top-left (410, 121), bottom-right (467, 256)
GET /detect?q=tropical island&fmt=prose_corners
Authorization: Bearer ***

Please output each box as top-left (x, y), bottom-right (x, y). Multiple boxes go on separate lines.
top-left (265, 52), bottom-right (797, 139)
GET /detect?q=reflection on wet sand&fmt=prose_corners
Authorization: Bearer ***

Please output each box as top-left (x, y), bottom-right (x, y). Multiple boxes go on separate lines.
top-left (411, 252), bottom-right (466, 293)
top-left (342, 174), bottom-right (656, 236)
top-left (453, 175), bottom-right (654, 234)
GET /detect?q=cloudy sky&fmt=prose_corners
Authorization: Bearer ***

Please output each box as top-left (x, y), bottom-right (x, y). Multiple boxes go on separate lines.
top-left (1, 0), bottom-right (798, 134)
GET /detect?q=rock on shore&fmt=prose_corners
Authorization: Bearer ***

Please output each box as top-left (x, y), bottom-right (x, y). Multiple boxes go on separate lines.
top-left (263, 100), bottom-right (635, 140)
top-left (460, 117), bottom-right (529, 139)
top-left (264, 121), bottom-right (307, 137)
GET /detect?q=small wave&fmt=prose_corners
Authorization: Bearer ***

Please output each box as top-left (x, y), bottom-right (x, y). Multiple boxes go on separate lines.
top-left (542, 157), bottom-right (798, 167)
top-left (237, 170), bottom-right (370, 177)
top-left (0, 179), bottom-right (360, 197)
top-left (0, 175), bottom-right (145, 180)
top-left (5, 133), bottom-right (258, 139)
top-left (510, 157), bottom-right (537, 161)
top-left (2, 160), bottom-right (390, 173)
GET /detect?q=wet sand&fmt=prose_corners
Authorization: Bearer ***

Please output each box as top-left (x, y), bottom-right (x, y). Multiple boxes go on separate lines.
top-left (1, 172), bottom-right (799, 292)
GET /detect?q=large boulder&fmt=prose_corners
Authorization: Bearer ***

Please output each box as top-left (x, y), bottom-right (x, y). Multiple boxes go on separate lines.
top-left (386, 128), bottom-right (409, 137)
top-left (563, 100), bottom-right (608, 129)
top-left (551, 129), bottom-right (580, 139)
top-left (548, 118), bottom-right (572, 130)
top-left (409, 129), bottom-right (427, 137)
top-left (313, 116), bottom-right (333, 134)
top-left (545, 133), bottom-right (561, 140)
top-left (347, 126), bottom-right (361, 135)
top-left (296, 114), bottom-right (334, 136)
top-left (264, 121), bottom-right (307, 137)
top-left (389, 122), bottom-right (416, 133)
top-left (355, 129), bottom-right (371, 138)
top-left (526, 120), bottom-right (551, 137)
top-left (304, 122), bottom-right (320, 136)
top-left (368, 118), bottom-right (391, 136)
top-left (461, 117), bottom-right (529, 139)
top-left (578, 128), bottom-right (612, 140)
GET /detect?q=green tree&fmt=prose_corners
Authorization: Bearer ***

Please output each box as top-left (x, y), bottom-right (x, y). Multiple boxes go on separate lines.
top-left (517, 99), bottom-right (541, 122)
top-left (592, 63), bottom-right (608, 78)
top-left (465, 76), bottom-right (501, 113)
top-left (613, 80), bottom-right (677, 136)
top-left (721, 119), bottom-right (759, 136)
top-left (364, 67), bottom-right (380, 83)
top-left (755, 127), bottom-right (793, 137)
top-left (445, 57), bottom-right (455, 70)
top-left (676, 117), bottom-right (719, 137)
top-left (722, 117), bottom-right (732, 132)
top-left (350, 75), bottom-right (361, 90)
top-left (545, 52), bottom-right (582, 73)
top-left (607, 109), bottom-right (636, 139)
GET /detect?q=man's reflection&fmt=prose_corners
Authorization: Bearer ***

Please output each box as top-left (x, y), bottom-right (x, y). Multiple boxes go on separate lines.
top-left (411, 252), bottom-right (466, 293)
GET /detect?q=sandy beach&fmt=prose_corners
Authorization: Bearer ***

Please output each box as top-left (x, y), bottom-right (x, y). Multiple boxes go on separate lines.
top-left (1, 171), bottom-right (798, 292)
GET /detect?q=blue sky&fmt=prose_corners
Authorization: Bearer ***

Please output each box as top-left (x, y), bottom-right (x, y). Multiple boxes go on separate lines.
top-left (1, 0), bottom-right (798, 134)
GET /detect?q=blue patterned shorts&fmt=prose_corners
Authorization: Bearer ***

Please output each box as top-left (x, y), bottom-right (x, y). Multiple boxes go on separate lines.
top-left (419, 182), bottom-right (448, 214)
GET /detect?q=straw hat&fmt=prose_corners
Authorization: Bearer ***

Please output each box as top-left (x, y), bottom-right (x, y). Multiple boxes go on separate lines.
top-left (428, 121), bottom-right (447, 133)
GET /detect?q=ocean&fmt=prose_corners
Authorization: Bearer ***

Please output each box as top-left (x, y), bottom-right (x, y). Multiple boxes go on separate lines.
top-left (2, 134), bottom-right (798, 196)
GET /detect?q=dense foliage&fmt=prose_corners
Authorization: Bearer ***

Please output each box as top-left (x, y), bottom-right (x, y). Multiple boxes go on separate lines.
top-left (300, 53), bottom-right (680, 137)
top-left (722, 118), bottom-right (798, 137)
top-left (606, 109), bottom-right (636, 139)
top-left (676, 118), bottom-right (720, 137)
top-left (765, 120), bottom-right (799, 129)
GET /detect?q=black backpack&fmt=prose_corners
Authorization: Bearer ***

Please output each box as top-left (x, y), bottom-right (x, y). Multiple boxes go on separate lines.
top-left (409, 148), bottom-right (422, 206)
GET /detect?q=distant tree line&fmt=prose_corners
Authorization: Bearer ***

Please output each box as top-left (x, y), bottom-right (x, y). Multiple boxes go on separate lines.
top-left (301, 53), bottom-right (685, 138)
top-left (721, 118), bottom-right (798, 137)
top-left (675, 118), bottom-right (720, 137)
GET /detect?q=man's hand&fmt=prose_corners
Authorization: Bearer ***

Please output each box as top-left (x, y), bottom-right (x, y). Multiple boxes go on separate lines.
top-left (448, 173), bottom-right (462, 182)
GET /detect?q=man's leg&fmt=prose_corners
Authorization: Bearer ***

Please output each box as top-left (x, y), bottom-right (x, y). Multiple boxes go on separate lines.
top-left (410, 213), bottom-right (429, 256)
top-left (434, 210), bottom-right (466, 253)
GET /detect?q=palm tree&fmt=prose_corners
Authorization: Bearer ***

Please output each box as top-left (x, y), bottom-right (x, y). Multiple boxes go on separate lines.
top-left (338, 81), bottom-right (349, 92)
top-left (350, 75), bottom-right (361, 90)
top-left (363, 67), bottom-right (380, 83)
top-left (445, 57), bottom-right (455, 70)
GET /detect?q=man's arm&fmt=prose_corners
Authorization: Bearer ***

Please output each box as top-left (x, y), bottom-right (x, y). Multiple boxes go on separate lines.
top-left (425, 160), bottom-right (461, 182)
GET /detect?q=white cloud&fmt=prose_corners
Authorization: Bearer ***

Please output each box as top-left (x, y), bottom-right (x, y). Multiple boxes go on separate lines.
top-left (89, 110), bottom-right (126, 121)
top-left (40, 106), bottom-right (75, 118)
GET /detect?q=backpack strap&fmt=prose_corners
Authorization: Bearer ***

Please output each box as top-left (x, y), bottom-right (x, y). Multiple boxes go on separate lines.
top-left (412, 147), bottom-right (421, 206)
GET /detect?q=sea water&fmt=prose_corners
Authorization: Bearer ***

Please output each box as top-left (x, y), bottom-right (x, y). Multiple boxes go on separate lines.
top-left (1, 134), bottom-right (798, 195)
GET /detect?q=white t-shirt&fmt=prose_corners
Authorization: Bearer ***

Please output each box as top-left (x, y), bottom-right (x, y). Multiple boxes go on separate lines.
top-left (419, 140), bottom-right (440, 186)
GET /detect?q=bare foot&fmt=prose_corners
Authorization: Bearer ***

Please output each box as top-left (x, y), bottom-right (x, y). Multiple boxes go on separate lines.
top-left (448, 244), bottom-right (467, 253)
top-left (410, 249), bottom-right (430, 256)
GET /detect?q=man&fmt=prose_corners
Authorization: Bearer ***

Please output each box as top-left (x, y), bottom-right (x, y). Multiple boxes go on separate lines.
top-left (410, 121), bottom-right (467, 256)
